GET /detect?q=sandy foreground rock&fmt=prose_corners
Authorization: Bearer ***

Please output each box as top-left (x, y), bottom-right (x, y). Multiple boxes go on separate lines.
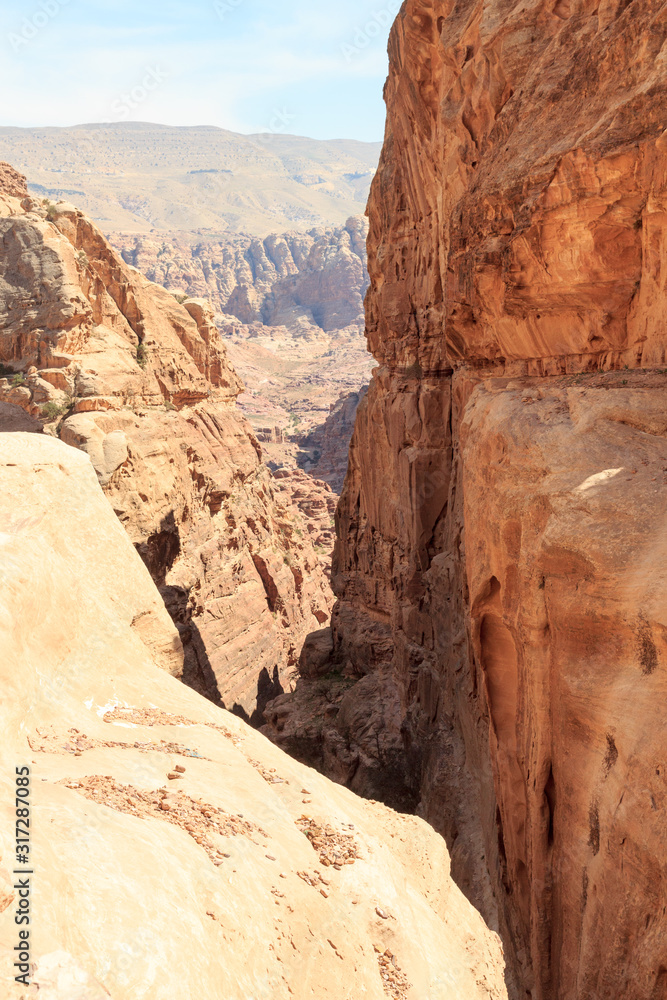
top-left (0, 434), bottom-right (507, 1000)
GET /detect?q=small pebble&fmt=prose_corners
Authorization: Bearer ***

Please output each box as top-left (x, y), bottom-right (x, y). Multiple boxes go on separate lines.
top-left (167, 772), bottom-right (183, 780)
top-left (376, 907), bottom-right (389, 919)
top-left (266, 854), bottom-right (277, 861)
top-left (320, 889), bottom-right (328, 898)
top-left (174, 765), bottom-right (186, 774)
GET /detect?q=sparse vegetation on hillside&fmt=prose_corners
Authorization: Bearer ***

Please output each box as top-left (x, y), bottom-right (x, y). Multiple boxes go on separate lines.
top-left (43, 199), bottom-right (59, 221)
top-left (41, 398), bottom-right (72, 422)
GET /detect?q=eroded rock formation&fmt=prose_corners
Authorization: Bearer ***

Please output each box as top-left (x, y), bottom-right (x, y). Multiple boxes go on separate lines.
top-left (110, 218), bottom-right (369, 334)
top-left (265, 3), bottom-right (667, 998)
top-left (109, 222), bottom-right (375, 446)
top-left (298, 387), bottom-right (369, 492)
top-left (0, 166), bottom-right (331, 719)
top-left (0, 432), bottom-right (509, 1000)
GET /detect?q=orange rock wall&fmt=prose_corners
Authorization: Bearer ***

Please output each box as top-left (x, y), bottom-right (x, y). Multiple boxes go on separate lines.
top-left (330, 3), bottom-right (667, 998)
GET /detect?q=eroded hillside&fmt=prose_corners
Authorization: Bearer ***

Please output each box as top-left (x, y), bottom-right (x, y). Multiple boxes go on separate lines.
top-left (0, 164), bottom-right (331, 722)
top-left (0, 123), bottom-right (380, 235)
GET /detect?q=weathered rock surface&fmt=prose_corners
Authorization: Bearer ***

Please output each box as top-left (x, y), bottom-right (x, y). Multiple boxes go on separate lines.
top-left (110, 217), bottom-right (369, 333)
top-left (0, 174), bottom-right (332, 719)
top-left (0, 162), bottom-right (27, 202)
top-left (297, 387), bottom-right (369, 492)
top-left (112, 220), bottom-right (374, 457)
top-left (265, 3), bottom-right (667, 999)
top-left (0, 433), bottom-right (509, 1000)
top-left (272, 468), bottom-right (338, 566)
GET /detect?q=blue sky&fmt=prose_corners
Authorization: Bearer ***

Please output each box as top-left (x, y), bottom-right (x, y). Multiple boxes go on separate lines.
top-left (0, 0), bottom-right (401, 141)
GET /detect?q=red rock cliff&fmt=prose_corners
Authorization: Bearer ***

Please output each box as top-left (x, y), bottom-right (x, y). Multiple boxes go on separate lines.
top-left (268, 3), bottom-right (667, 998)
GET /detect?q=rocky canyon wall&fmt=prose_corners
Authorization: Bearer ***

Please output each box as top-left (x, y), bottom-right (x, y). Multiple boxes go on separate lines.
top-left (0, 432), bottom-right (509, 1000)
top-left (266, 2), bottom-right (667, 999)
top-left (110, 218), bottom-right (369, 336)
top-left (0, 168), bottom-right (332, 721)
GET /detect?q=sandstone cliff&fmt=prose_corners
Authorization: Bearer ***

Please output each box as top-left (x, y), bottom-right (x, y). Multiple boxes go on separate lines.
top-left (110, 218), bottom-right (369, 333)
top-left (265, 3), bottom-right (667, 999)
top-left (0, 165), bottom-right (331, 720)
top-left (109, 222), bottom-right (374, 449)
top-left (0, 433), bottom-right (509, 1000)
top-left (298, 387), bottom-right (369, 492)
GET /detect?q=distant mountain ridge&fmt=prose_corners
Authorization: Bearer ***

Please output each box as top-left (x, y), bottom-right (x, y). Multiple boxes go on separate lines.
top-left (109, 217), bottom-right (369, 331)
top-left (0, 122), bottom-right (381, 236)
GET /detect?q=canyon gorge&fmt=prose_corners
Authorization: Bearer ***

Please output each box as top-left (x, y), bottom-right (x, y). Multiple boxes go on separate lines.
top-left (0, 0), bottom-right (665, 996)
top-left (0, 431), bottom-right (508, 1000)
top-left (108, 218), bottom-right (374, 449)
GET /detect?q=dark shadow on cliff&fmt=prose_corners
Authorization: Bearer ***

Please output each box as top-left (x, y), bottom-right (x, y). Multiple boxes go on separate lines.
top-left (134, 511), bottom-right (224, 707)
top-left (0, 402), bottom-right (45, 433)
top-left (232, 666), bottom-right (284, 728)
top-left (262, 628), bottom-right (422, 814)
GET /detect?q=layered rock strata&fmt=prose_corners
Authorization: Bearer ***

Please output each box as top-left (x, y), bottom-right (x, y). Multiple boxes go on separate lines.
top-left (0, 165), bottom-right (331, 719)
top-left (110, 218), bottom-right (369, 334)
top-left (266, 3), bottom-right (667, 999)
top-left (0, 432), bottom-right (509, 1000)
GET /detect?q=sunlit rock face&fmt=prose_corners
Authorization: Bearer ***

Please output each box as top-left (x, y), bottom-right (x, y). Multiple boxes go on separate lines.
top-left (265, 3), bottom-right (667, 998)
top-left (0, 164), bottom-right (332, 719)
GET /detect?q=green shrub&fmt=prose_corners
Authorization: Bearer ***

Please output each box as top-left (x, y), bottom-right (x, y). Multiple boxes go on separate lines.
top-left (41, 401), bottom-right (65, 421)
top-left (10, 374), bottom-right (26, 388)
top-left (45, 202), bottom-right (59, 221)
top-left (136, 344), bottom-right (148, 369)
top-left (171, 292), bottom-right (188, 304)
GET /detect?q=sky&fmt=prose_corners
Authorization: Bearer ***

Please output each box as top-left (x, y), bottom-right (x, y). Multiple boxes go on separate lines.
top-left (0, 0), bottom-right (401, 142)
